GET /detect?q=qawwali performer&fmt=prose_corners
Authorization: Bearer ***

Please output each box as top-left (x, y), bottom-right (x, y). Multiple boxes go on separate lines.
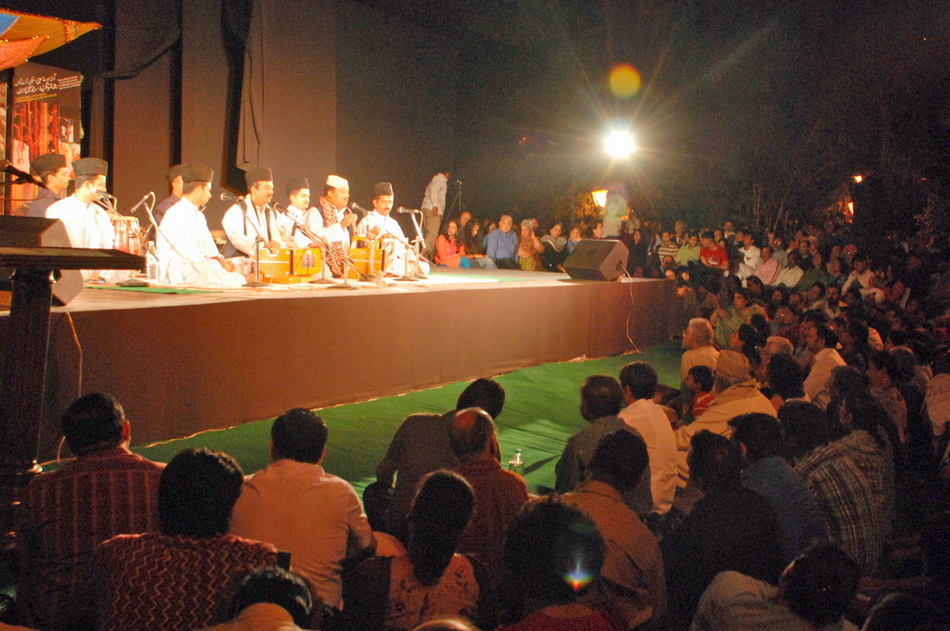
top-left (318, 175), bottom-right (357, 277)
top-left (44, 157), bottom-right (117, 281)
top-left (355, 181), bottom-right (429, 277)
top-left (282, 176), bottom-right (323, 248)
top-left (221, 167), bottom-right (288, 257)
top-left (26, 152), bottom-right (73, 218)
top-left (152, 164), bottom-right (185, 226)
top-left (156, 164), bottom-right (248, 287)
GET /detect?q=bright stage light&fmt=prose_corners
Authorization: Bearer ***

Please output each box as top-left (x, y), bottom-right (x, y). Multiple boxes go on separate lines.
top-left (592, 189), bottom-right (608, 207)
top-left (605, 130), bottom-right (635, 159)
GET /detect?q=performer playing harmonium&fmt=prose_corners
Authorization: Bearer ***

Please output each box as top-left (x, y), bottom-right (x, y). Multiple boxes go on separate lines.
top-left (355, 182), bottom-right (429, 277)
top-left (156, 165), bottom-right (248, 287)
top-left (221, 167), bottom-right (292, 257)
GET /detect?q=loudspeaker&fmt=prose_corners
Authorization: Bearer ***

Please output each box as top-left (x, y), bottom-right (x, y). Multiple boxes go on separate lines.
top-left (563, 239), bottom-right (629, 281)
top-left (0, 216), bottom-right (84, 305)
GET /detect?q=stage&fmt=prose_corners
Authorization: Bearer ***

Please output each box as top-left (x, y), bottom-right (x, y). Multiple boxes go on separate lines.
top-left (1, 269), bottom-right (675, 460)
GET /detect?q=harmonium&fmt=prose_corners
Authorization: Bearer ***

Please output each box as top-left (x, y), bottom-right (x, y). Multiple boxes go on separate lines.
top-left (346, 238), bottom-right (386, 280)
top-left (257, 248), bottom-right (323, 283)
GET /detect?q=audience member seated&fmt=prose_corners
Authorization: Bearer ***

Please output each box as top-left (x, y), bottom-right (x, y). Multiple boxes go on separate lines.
top-left (755, 245), bottom-right (782, 286)
top-left (682, 365), bottom-right (715, 425)
top-left (803, 323), bottom-right (847, 409)
top-left (435, 219), bottom-right (470, 268)
top-left (229, 409), bottom-right (376, 610)
top-left (731, 413), bottom-right (827, 566)
top-left (561, 431), bottom-right (667, 628)
top-left (555, 375), bottom-right (653, 516)
top-left (343, 471), bottom-right (493, 631)
top-left (451, 408), bottom-right (529, 583)
top-left (711, 289), bottom-right (766, 350)
top-left (486, 214), bottom-right (519, 269)
top-left (18, 393), bottom-right (165, 631)
top-left (780, 402), bottom-right (883, 574)
top-left (618, 362), bottom-right (678, 515)
top-left (760, 352), bottom-right (809, 410)
top-left (775, 251), bottom-right (804, 288)
top-left (681, 318), bottom-right (720, 385)
top-left (460, 220), bottom-right (496, 269)
top-left (660, 431), bottom-right (784, 631)
top-left (497, 498), bottom-right (621, 631)
top-left (834, 394), bottom-right (898, 540)
top-left (691, 545), bottom-right (860, 631)
top-left (375, 378), bottom-right (506, 538)
top-left (867, 350), bottom-right (909, 443)
top-left (539, 222), bottom-right (568, 272)
top-left (674, 350), bottom-right (776, 487)
top-left (88, 448), bottom-right (278, 631)
top-left (516, 219), bottom-right (544, 271)
top-left (198, 566), bottom-right (314, 631)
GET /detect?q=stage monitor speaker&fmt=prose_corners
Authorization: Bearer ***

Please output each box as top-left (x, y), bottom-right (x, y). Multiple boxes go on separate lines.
top-left (0, 216), bottom-right (84, 305)
top-left (563, 239), bottom-right (629, 281)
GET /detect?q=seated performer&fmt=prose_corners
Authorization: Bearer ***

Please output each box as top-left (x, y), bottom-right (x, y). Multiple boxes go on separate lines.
top-left (157, 164), bottom-right (248, 287)
top-left (282, 177), bottom-right (323, 247)
top-left (26, 152), bottom-right (72, 218)
top-left (357, 182), bottom-right (428, 277)
top-left (317, 175), bottom-right (357, 277)
top-left (221, 167), bottom-right (285, 257)
top-left (152, 164), bottom-right (185, 226)
top-left (45, 157), bottom-right (116, 280)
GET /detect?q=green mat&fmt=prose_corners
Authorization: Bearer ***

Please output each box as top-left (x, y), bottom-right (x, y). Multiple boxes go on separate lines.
top-left (86, 284), bottom-right (218, 294)
top-left (130, 342), bottom-right (683, 496)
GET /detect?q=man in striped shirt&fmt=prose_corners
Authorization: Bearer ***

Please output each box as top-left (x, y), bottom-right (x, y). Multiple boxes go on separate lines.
top-left (18, 393), bottom-right (164, 631)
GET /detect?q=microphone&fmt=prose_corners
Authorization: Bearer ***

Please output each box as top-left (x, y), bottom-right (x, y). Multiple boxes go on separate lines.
top-left (0, 159), bottom-right (44, 186)
top-left (396, 206), bottom-right (421, 214)
top-left (350, 203), bottom-right (371, 215)
top-left (94, 189), bottom-right (115, 199)
top-left (129, 192), bottom-right (153, 213)
top-left (220, 192), bottom-right (245, 202)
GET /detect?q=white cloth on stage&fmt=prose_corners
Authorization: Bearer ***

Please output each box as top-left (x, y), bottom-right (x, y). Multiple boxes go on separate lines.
top-left (157, 198), bottom-right (247, 287)
top-left (45, 195), bottom-right (117, 280)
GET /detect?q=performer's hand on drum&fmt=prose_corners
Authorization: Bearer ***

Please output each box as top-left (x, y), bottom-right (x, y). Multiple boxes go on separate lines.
top-left (267, 240), bottom-right (282, 250)
top-left (215, 257), bottom-right (235, 273)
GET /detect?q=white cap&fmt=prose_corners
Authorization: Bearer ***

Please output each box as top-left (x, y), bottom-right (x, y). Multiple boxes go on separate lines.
top-left (326, 175), bottom-right (348, 189)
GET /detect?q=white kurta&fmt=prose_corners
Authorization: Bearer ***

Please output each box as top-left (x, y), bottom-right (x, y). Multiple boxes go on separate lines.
top-left (157, 198), bottom-right (246, 287)
top-left (282, 206), bottom-right (322, 248)
top-left (45, 195), bottom-right (116, 280)
top-left (356, 211), bottom-right (428, 276)
top-left (222, 201), bottom-right (292, 255)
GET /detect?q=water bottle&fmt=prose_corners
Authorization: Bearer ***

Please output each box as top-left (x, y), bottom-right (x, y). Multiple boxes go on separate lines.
top-left (146, 244), bottom-right (159, 281)
top-left (508, 449), bottom-right (525, 475)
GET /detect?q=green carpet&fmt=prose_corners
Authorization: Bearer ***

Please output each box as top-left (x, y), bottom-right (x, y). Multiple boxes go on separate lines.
top-left (130, 341), bottom-right (683, 496)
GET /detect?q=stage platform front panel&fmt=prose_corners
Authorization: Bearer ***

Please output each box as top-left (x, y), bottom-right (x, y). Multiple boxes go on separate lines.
top-left (2, 270), bottom-right (674, 456)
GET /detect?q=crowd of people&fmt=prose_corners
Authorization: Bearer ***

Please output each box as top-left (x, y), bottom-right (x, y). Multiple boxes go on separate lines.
top-left (7, 210), bottom-right (950, 631)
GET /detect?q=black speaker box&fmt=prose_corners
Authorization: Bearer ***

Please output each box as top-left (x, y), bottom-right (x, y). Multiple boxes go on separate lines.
top-left (563, 239), bottom-right (629, 281)
top-left (0, 216), bottom-right (84, 305)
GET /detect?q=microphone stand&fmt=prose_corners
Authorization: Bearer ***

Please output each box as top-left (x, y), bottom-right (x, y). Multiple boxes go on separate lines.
top-left (275, 205), bottom-right (371, 287)
top-left (394, 209), bottom-right (429, 281)
top-left (235, 199), bottom-right (272, 287)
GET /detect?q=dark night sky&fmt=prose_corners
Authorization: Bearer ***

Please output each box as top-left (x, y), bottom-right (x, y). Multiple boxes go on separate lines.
top-left (12, 0), bottom-right (950, 228)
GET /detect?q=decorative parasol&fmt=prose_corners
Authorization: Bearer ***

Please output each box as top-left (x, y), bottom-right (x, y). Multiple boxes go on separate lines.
top-left (0, 8), bottom-right (100, 72)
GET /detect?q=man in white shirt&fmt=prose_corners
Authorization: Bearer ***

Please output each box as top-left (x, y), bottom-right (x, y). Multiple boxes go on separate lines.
top-left (280, 177), bottom-right (322, 248)
top-left (156, 164), bottom-right (247, 287)
top-left (356, 182), bottom-right (428, 277)
top-left (420, 169), bottom-right (450, 257)
top-left (45, 157), bottom-right (116, 280)
top-left (618, 362), bottom-right (678, 515)
top-left (221, 167), bottom-right (285, 258)
top-left (316, 175), bottom-right (358, 278)
top-left (737, 233), bottom-right (761, 280)
top-left (803, 324), bottom-right (846, 409)
top-left (230, 409), bottom-right (376, 610)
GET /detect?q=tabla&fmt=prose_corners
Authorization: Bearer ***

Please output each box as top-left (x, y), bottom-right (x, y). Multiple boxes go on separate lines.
top-left (112, 217), bottom-right (145, 256)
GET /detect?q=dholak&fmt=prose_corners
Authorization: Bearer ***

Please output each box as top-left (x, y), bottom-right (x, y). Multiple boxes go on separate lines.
top-left (347, 244), bottom-right (386, 279)
top-left (113, 217), bottom-right (144, 256)
top-left (257, 248), bottom-right (322, 283)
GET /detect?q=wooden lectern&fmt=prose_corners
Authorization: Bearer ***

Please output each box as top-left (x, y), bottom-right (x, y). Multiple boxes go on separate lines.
top-left (0, 246), bottom-right (144, 547)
